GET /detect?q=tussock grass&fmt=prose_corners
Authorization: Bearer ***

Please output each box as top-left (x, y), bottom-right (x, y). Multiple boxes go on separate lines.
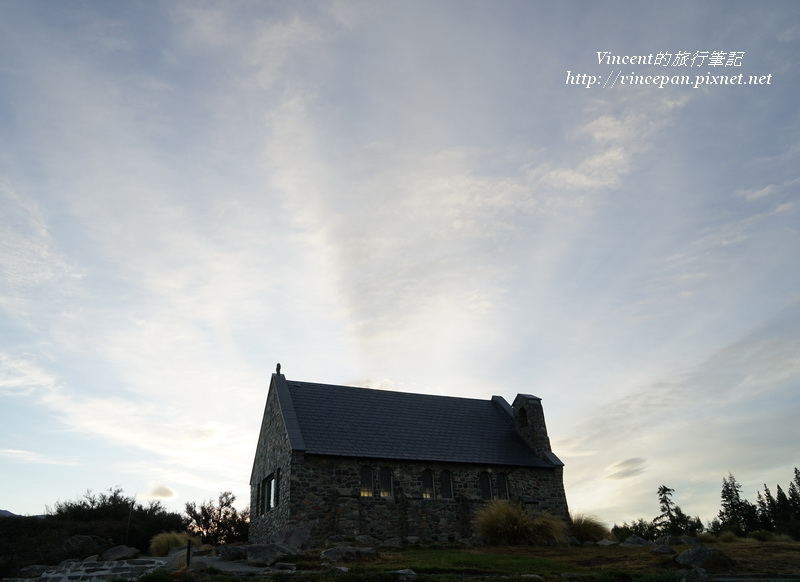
top-left (148, 531), bottom-right (202, 557)
top-left (570, 513), bottom-right (612, 542)
top-left (717, 531), bottom-right (742, 543)
top-left (474, 500), bottom-right (568, 546)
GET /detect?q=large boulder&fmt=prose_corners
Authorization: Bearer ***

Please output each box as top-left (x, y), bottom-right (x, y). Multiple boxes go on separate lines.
top-left (218, 545), bottom-right (248, 561)
top-left (17, 565), bottom-right (52, 578)
top-left (62, 535), bottom-right (102, 558)
top-left (675, 545), bottom-right (733, 569)
top-left (320, 546), bottom-right (377, 562)
top-left (101, 545), bottom-right (140, 561)
top-left (246, 543), bottom-right (295, 567)
top-left (353, 535), bottom-right (380, 547)
top-left (277, 525), bottom-right (312, 550)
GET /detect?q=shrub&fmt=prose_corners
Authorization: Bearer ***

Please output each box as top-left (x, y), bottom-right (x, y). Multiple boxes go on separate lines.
top-left (570, 513), bottom-right (611, 542)
top-left (474, 500), bottom-right (567, 546)
top-left (696, 531), bottom-right (717, 544)
top-left (149, 532), bottom-right (202, 557)
top-left (528, 512), bottom-right (570, 546)
top-left (185, 491), bottom-right (249, 545)
top-left (611, 518), bottom-right (659, 542)
top-left (748, 529), bottom-right (775, 542)
top-left (717, 531), bottom-right (741, 543)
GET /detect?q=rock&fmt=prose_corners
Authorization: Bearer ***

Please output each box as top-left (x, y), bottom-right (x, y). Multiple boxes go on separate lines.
top-left (581, 541), bottom-right (596, 547)
top-left (101, 545), bottom-right (140, 561)
top-left (282, 525), bottom-right (312, 549)
top-left (168, 545), bottom-right (192, 556)
top-left (354, 534), bottom-right (381, 547)
top-left (380, 537), bottom-right (404, 548)
top-left (623, 535), bottom-right (647, 545)
top-left (58, 558), bottom-right (79, 567)
top-left (568, 536), bottom-right (582, 546)
top-left (596, 539), bottom-right (618, 546)
top-left (62, 535), bottom-right (102, 558)
top-left (274, 562), bottom-right (297, 571)
top-left (164, 553), bottom-right (187, 571)
top-left (393, 568), bottom-right (417, 580)
top-left (330, 565), bottom-right (350, 574)
top-left (17, 564), bottom-right (52, 578)
top-left (404, 536), bottom-right (420, 545)
top-left (676, 567), bottom-right (710, 582)
top-left (246, 543), bottom-right (295, 567)
top-left (320, 546), bottom-right (377, 562)
top-left (82, 554), bottom-right (99, 563)
top-left (218, 545), bottom-right (248, 561)
top-left (675, 545), bottom-right (732, 569)
top-left (652, 545), bottom-right (677, 555)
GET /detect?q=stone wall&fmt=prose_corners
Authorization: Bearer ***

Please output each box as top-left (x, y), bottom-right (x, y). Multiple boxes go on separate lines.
top-left (249, 382), bottom-right (569, 548)
top-left (249, 384), bottom-right (294, 545)
top-left (281, 455), bottom-right (568, 547)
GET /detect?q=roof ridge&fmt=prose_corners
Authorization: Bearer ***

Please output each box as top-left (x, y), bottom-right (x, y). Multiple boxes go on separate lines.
top-left (288, 380), bottom-right (491, 403)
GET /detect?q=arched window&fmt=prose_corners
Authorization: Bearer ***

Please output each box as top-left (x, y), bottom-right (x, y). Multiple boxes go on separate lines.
top-left (421, 469), bottom-right (434, 499)
top-left (379, 467), bottom-right (394, 498)
top-left (496, 472), bottom-right (509, 500)
top-left (478, 471), bottom-right (492, 499)
top-left (479, 471), bottom-right (493, 500)
top-left (440, 470), bottom-right (454, 499)
top-left (360, 466), bottom-right (373, 497)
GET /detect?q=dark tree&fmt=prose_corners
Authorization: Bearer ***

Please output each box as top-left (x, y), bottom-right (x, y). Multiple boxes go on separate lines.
top-left (185, 491), bottom-right (249, 545)
top-left (717, 474), bottom-right (758, 535)
top-left (652, 485), bottom-right (702, 537)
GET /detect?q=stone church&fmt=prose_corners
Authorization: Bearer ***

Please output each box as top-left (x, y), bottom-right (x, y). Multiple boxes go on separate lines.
top-left (250, 368), bottom-right (568, 547)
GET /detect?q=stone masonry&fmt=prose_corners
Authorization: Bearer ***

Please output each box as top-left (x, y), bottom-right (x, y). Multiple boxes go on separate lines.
top-left (249, 372), bottom-right (569, 548)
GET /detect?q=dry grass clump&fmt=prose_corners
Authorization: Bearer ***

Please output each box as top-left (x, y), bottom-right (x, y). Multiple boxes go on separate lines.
top-left (148, 531), bottom-right (202, 556)
top-left (717, 531), bottom-right (742, 543)
top-left (474, 500), bottom-right (568, 546)
top-left (569, 513), bottom-right (612, 542)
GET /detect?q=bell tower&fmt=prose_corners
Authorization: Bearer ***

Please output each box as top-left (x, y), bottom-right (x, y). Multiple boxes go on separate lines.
top-left (512, 394), bottom-right (553, 459)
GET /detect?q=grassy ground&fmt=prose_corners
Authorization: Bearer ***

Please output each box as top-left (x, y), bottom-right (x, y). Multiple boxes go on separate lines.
top-left (141, 540), bottom-right (800, 582)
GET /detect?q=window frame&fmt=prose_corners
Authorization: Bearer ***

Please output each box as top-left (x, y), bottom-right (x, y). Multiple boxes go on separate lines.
top-left (496, 472), bottom-right (509, 500)
top-left (360, 466), bottom-right (374, 498)
top-left (440, 470), bottom-right (454, 499)
top-left (379, 467), bottom-right (394, 498)
top-left (479, 471), bottom-right (493, 500)
top-left (421, 469), bottom-right (434, 499)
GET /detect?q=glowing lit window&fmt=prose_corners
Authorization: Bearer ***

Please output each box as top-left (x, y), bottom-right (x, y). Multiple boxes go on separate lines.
top-left (360, 466), bottom-right (373, 497)
top-left (380, 467), bottom-right (394, 498)
top-left (421, 470), bottom-right (434, 499)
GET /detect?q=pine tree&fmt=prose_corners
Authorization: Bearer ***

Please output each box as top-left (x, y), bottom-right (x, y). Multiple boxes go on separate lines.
top-left (789, 469), bottom-right (800, 516)
top-left (756, 491), bottom-right (773, 531)
top-left (652, 485), bottom-right (702, 537)
top-left (654, 485), bottom-right (676, 533)
top-left (718, 473), bottom-right (758, 535)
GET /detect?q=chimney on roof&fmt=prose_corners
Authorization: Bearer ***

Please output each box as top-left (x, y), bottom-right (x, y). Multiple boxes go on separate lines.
top-left (276, 363), bottom-right (281, 375)
top-left (512, 394), bottom-right (552, 458)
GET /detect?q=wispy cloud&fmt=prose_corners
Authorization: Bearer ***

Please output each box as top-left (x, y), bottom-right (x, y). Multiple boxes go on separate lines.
top-left (0, 448), bottom-right (78, 466)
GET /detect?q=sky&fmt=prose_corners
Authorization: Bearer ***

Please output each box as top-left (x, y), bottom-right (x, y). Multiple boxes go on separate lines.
top-left (1, 1), bottom-right (798, 529)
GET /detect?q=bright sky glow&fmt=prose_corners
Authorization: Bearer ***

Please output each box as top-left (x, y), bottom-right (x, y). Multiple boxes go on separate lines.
top-left (1, 1), bottom-right (799, 528)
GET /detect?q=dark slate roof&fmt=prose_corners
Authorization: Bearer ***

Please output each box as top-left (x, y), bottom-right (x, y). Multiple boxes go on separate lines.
top-left (272, 375), bottom-right (556, 468)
